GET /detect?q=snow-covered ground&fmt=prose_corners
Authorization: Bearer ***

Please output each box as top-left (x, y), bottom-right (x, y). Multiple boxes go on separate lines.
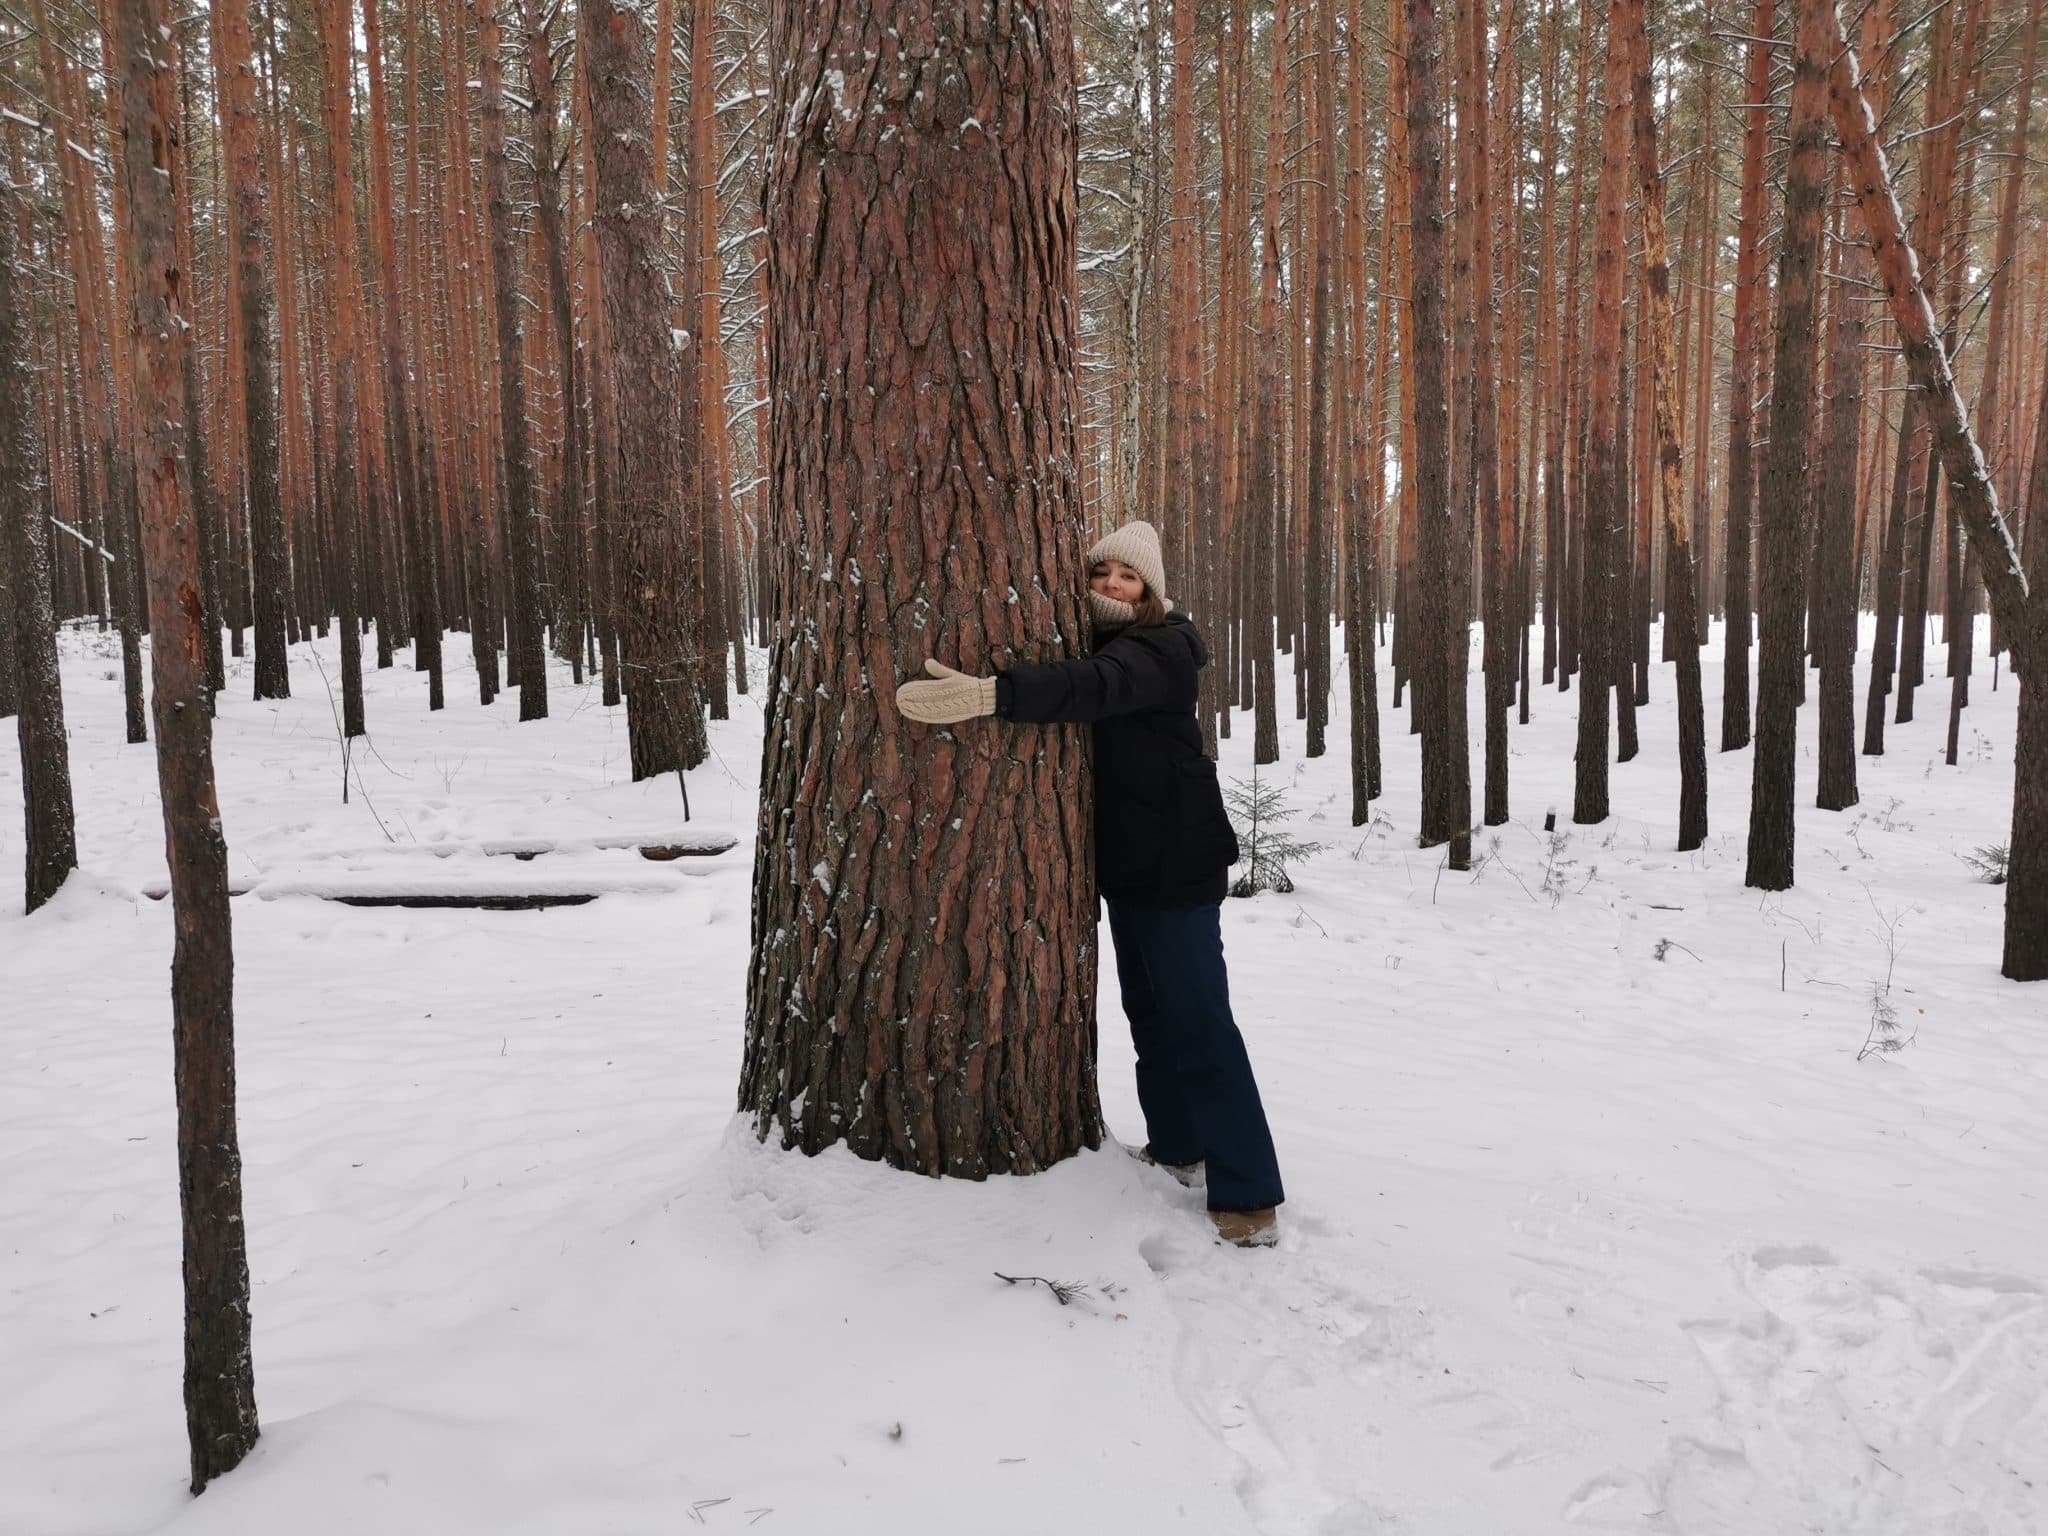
top-left (3, 617), bottom-right (2043, 1536)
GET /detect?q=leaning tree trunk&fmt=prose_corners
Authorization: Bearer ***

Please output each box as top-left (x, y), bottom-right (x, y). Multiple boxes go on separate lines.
top-left (111, 0), bottom-right (261, 1488)
top-left (1744, 0), bottom-right (1828, 892)
top-left (2, 176), bottom-right (78, 914)
top-left (1816, 0), bottom-right (2045, 976)
top-left (740, 0), bottom-right (1102, 1173)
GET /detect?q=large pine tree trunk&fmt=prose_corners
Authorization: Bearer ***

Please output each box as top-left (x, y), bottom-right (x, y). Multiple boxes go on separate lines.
top-left (1744, 0), bottom-right (1829, 890)
top-left (739, 0), bottom-right (1101, 1173)
top-left (111, 0), bottom-right (261, 1486)
top-left (2, 177), bottom-right (78, 913)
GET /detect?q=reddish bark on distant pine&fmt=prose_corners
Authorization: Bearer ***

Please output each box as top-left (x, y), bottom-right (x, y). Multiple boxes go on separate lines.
top-left (1720, 0), bottom-right (1773, 752)
top-left (1623, 0), bottom-right (1708, 847)
top-left (211, 0), bottom-right (290, 702)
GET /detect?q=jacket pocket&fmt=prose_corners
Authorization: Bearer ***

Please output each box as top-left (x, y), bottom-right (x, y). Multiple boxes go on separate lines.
top-left (1170, 753), bottom-right (1240, 880)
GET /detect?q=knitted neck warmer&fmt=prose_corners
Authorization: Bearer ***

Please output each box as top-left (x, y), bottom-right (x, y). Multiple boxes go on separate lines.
top-left (1087, 590), bottom-right (1174, 629)
top-left (1088, 590), bottom-right (1136, 629)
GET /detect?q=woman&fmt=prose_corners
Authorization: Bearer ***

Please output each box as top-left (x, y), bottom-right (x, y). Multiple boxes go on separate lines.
top-left (894, 520), bottom-right (1285, 1247)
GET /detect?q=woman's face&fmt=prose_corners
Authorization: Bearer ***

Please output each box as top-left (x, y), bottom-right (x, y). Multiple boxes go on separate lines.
top-left (1090, 559), bottom-right (1146, 606)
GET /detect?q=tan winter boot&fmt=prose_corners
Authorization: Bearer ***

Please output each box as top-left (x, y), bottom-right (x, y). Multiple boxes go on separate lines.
top-left (1211, 1208), bottom-right (1278, 1248)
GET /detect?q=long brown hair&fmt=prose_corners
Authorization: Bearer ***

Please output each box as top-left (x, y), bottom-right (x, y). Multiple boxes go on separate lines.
top-left (1129, 588), bottom-right (1170, 627)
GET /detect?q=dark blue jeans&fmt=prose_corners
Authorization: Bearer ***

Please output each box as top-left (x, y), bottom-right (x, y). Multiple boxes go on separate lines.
top-left (1104, 899), bottom-right (1285, 1213)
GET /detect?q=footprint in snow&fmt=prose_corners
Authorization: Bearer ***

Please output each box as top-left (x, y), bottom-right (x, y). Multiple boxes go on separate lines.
top-left (1653, 1243), bottom-right (2048, 1534)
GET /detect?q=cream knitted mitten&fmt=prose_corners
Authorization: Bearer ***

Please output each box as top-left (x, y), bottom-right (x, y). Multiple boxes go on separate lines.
top-left (894, 659), bottom-right (997, 724)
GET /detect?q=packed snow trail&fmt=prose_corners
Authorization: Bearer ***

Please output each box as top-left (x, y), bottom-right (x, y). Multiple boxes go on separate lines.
top-left (3, 621), bottom-right (2043, 1534)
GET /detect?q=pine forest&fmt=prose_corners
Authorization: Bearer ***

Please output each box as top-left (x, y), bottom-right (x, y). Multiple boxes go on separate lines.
top-left (3, 0), bottom-right (2046, 1525)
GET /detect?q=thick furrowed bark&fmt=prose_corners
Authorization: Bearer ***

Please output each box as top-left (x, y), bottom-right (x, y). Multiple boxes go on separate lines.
top-left (740, 0), bottom-right (1102, 1173)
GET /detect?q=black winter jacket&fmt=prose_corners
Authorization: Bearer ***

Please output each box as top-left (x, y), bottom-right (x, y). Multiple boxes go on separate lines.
top-left (996, 613), bottom-right (1240, 907)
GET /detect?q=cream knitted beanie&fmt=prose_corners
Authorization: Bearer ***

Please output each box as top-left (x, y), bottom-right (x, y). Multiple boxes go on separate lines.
top-left (1086, 520), bottom-right (1169, 607)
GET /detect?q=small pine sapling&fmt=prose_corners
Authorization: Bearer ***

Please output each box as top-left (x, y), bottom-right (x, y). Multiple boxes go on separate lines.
top-left (1959, 843), bottom-right (2008, 885)
top-left (1859, 896), bottom-right (1916, 1061)
top-left (1225, 766), bottom-right (1323, 897)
